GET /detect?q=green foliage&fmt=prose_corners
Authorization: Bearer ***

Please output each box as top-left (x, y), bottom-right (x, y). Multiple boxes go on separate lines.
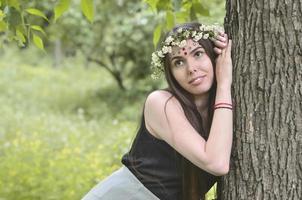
top-left (0, 0), bottom-right (94, 48)
top-left (144, 0), bottom-right (225, 47)
top-left (166, 10), bottom-right (175, 29)
top-left (30, 25), bottom-right (46, 35)
top-left (153, 23), bottom-right (162, 48)
top-left (54, 0), bottom-right (71, 21)
top-left (32, 34), bottom-right (44, 50)
top-left (26, 8), bottom-right (49, 21)
top-left (80, 0), bottom-right (94, 23)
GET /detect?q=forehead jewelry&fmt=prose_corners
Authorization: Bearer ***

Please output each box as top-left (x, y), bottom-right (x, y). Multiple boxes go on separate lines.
top-left (182, 48), bottom-right (187, 55)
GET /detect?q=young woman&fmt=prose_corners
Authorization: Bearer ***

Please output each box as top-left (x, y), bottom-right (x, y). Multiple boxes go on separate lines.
top-left (82, 22), bottom-right (233, 200)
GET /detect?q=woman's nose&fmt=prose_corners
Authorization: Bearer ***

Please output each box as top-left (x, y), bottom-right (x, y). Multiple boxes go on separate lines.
top-left (187, 60), bottom-right (198, 74)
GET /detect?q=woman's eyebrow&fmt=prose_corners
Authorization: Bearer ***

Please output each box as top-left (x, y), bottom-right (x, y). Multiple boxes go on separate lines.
top-left (171, 55), bottom-right (182, 62)
top-left (189, 46), bottom-right (204, 55)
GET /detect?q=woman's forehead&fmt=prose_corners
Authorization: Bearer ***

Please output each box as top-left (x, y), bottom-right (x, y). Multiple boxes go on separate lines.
top-left (171, 39), bottom-right (202, 57)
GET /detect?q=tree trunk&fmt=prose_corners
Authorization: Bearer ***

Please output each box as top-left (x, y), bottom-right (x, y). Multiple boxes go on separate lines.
top-left (86, 57), bottom-right (127, 91)
top-left (113, 71), bottom-right (126, 91)
top-left (221, 0), bottom-right (302, 199)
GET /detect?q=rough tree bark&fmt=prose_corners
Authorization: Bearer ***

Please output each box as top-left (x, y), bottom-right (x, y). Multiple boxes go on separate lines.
top-left (220, 0), bottom-right (302, 199)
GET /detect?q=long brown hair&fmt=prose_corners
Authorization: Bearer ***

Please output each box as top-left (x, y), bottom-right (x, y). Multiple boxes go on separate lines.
top-left (162, 22), bottom-right (218, 200)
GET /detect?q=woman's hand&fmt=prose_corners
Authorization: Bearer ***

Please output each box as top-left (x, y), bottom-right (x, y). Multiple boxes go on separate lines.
top-left (215, 38), bottom-right (232, 89)
top-left (212, 32), bottom-right (228, 54)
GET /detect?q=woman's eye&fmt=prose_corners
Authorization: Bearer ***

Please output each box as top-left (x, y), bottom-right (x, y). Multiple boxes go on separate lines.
top-left (195, 51), bottom-right (204, 58)
top-left (174, 60), bottom-right (184, 67)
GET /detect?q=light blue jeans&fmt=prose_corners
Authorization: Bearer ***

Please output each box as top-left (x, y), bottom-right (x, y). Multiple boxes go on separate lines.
top-left (82, 166), bottom-right (160, 200)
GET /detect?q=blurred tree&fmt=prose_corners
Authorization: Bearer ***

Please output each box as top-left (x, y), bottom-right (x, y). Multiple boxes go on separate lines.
top-left (0, 0), bottom-right (159, 91)
top-left (46, 0), bottom-right (158, 90)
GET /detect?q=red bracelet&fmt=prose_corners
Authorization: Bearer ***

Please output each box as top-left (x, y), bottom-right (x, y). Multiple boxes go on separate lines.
top-left (214, 106), bottom-right (233, 110)
top-left (214, 102), bottom-right (233, 107)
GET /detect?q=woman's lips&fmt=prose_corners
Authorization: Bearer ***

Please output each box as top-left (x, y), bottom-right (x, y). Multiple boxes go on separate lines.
top-left (189, 75), bottom-right (206, 85)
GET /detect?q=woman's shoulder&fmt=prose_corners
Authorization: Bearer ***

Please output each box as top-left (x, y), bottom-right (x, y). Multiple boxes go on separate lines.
top-left (144, 89), bottom-right (184, 140)
top-left (147, 89), bottom-right (172, 100)
top-left (145, 89), bottom-right (182, 113)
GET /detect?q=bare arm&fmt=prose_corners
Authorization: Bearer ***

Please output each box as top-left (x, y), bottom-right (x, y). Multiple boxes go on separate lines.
top-left (204, 39), bottom-right (233, 174)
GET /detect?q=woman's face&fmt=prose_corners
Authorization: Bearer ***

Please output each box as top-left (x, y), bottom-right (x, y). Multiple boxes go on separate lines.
top-left (169, 39), bottom-right (214, 97)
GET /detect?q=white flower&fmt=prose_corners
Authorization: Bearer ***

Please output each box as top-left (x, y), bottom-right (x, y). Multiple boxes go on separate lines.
top-left (193, 33), bottom-right (203, 41)
top-left (179, 40), bottom-right (187, 48)
top-left (157, 50), bottom-right (164, 58)
top-left (171, 41), bottom-right (180, 46)
top-left (152, 52), bottom-right (160, 62)
top-left (165, 36), bottom-right (174, 44)
top-left (155, 61), bottom-right (162, 67)
top-left (184, 30), bottom-right (190, 38)
top-left (162, 46), bottom-right (172, 54)
top-left (191, 31), bottom-right (197, 37)
top-left (152, 52), bottom-right (157, 59)
top-left (199, 24), bottom-right (206, 31)
top-left (177, 28), bottom-right (183, 33)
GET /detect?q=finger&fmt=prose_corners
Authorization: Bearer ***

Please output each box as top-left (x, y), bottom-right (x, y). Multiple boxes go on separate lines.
top-left (214, 47), bottom-right (222, 54)
top-left (215, 35), bottom-right (227, 43)
top-left (224, 33), bottom-right (229, 41)
top-left (213, 39), bottom-right (227, 49)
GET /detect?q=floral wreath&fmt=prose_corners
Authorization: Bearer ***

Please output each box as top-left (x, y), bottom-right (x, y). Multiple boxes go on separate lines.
top-left (151, 24), bottom-right (223, 79)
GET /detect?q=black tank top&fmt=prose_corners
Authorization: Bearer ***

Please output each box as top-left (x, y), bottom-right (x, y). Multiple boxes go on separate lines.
top-left (122, 114), bottom-right (183, 200)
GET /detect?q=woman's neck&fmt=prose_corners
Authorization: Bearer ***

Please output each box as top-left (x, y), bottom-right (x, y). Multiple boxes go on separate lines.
top-left (194, 93), bottom-right (210, 133)
top-left (194, 93), bottom-right (209, 116)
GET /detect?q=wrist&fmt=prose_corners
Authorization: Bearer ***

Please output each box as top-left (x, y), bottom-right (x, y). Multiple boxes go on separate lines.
top-left (215, 86), bottom-right (232, 103)
top-left (216, 84), bottom-right (231, 92)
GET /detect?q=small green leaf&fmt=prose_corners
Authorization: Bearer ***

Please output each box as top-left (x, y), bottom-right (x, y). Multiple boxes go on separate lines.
top-left (15, 28), bottom-right (26, 46)
top-left (81, 0), bottom-right (94, 23)
top-left (54, 0), bottom-right (71, 21)
top-left (16, 29), bottom-right (26, 43)
top-left (153, 23), bottom-right (162, 48)
top-left (31, 25), bottom-right (46, 35)
top-left (166, 10), bottom-right (174, 30)
top-left (26, 8), bottom-right (48, 21)
top-left (33, 34), bottom-right (44, 50)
